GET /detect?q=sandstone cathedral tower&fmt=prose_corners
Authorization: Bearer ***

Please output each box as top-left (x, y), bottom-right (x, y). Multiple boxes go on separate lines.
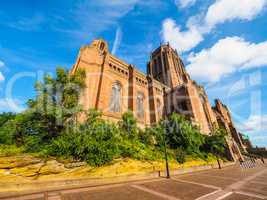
top-left (71, 39), bottom-right (245, 161)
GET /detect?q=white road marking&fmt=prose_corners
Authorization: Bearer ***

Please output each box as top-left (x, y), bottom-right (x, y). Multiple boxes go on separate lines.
top-left (195, 189), bottom-right (222, 200)
top-left (131, 184), bottom-right (180, 200)
top-left (61, 178), bottom-right (163, 194)
top-left (193, 174), bottom-right (238, 181)
top-left (172, 178), bottom-right (221, 190)
top-left (194, 168), bottom-right (267, 200)
top-left (235, 191), bottom-right (267, 199)
top-left (229, 168), bottom-right (267, 190)
top-left (195, 190), bottom-right (231, 200)
top-left (215, 192), bottom-right (233, 200)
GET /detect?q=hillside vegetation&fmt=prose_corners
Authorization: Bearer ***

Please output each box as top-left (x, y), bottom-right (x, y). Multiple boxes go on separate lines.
top-left (0, 67), bottom-right (229, 168)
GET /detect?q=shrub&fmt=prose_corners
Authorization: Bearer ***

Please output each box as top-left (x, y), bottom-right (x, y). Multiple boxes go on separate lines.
top-left (162, 114), bottom-right (205, 155)
top-left (202, 127), bottom-right (227, 156)
top-left (139, 127), bottom-right (156, 146)
top-left (119, 111), bottom-right (138, 140)
top-left (0, 120), bottom-right (16, 145)
top-left (0, 144), bottom-right (25, 156)
top-left (49, 121), bottom-right (121, 166)
top-left (24, 135), bottom-right (44, 153)
top-left (175, 148), bottom-right (186, 164)
top-left (119, 140), bottom-right (159, 160)
top-left (0, 112), bottom-right (16, 127)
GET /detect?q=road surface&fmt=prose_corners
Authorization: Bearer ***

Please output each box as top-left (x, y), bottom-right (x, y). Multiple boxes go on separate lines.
top-left (1, 163), bottom-right (267, 200)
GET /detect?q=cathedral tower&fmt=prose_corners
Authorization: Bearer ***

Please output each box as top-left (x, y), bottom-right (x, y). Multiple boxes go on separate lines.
top-left (147, 44), bottom-right (189, 88)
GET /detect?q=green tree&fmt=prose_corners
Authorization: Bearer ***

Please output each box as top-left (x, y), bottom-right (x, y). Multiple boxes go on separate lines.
top-left (203, 127), bottom-right (227, 168)
top-left (25, 67), bottom-right (86, 141)
top-left (0, 67), bottom-right (86, 151)
top-left (119, 111), bottom-right (138, 140)
top-left (50, 109), bottom-right (121, 166)
top-left (139, 127), bottom-right (156, 146)
top-left (163, 113), bottom-right (204, 154)
top-left (0, 112), bottom-right (16, 127)
top-left (0, 119), bottom-right (16, 144)
top-left (86, 108), bottom-right (102, 125)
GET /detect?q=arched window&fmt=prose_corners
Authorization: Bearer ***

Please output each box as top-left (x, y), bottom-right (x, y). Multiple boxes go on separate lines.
top-left (137, 92), bottom-right (145, 119)
top-left (200, 94), bottom-right (211, 128)
top-left (156, 99), bottom-right (162, 118)
top-left (200, 95), bottom-right (205, 104)
top-left (100, 42), bottom-right (105, 51)
top-left (109, 82), bottom-right (121, 112)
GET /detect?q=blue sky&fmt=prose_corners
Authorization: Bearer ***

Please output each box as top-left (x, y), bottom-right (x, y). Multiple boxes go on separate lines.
top-left (0, 0), bottom-right (267, 147)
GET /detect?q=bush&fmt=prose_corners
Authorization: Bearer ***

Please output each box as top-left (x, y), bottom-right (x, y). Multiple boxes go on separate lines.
top-left (119, 140), bottom-right (159, 160)
top-left (138, 127), bottom-right (156, 146)
top-left (0, 120), bottom-right (16, 145)
top-left (202, 128), bottom-right (227, 156)
top-left (162, 114), bottom-right (205, 155)
top-left (119, 112), bottom-right (138, 140)
top-left (24, 135), bottom-right (44, 152)
top-left (175, 148), bottom-right (186, 164)
top-left (0, 144), bottom-right (25, 156)
top-left (0, 112), bottom-right (15, 127)
top-left (49, 121), bottom-right (121, 166)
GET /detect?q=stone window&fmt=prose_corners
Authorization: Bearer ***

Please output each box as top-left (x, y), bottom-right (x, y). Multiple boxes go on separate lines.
top-left (109, 82), bottom-right (122, 113)
top-left (100, 42), bottom-right (105, 51)
top-left (137, 92), bottom-right (145, 119)
top-left (156, 99), bottom-right (162, 118)
top-left (157, 56), bottom-right (163, 75)
top-left (178, 100), bottom-right (188, 112)
top-left (200, 94), bottom-right (212, 129)
top-left (200, 95), bottom-right (205, 103)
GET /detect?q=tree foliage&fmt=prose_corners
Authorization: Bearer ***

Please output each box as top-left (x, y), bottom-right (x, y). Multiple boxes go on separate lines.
top-left (0, 112), bottom-right (15, 127)
top-left (162, 114), bottom-right (205, 154)
top-left (50, 110), bottom-right (121, 166)
top-left (203, 127), bottom-right (227, 156)
top-left (119, 111), bottom-right (139, 140)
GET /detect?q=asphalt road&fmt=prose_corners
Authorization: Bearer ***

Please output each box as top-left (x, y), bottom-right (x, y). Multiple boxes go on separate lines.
top-left (2, 163), bottom-right (267, 200)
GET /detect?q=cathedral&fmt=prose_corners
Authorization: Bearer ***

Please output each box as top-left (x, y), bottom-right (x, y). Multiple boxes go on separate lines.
top-left (71, 39), bottom-right (245, 161)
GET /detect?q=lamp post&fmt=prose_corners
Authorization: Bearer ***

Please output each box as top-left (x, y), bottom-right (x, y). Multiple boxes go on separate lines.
top-left (162, 88), bottom-right (170, 179)
top-left (164, 135), bottom-right (170, 178)
top-left (162, 120), bottom-right (170, 179)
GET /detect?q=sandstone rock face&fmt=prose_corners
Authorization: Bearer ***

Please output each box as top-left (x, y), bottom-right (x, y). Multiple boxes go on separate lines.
top-left (0, 154), bottom-right (220, 193)
top-left (0, 156), bottom-right (41, 169)
top-left (64, 162), bottom-right (87, 169)
top-left (0, 156), bottom-right (74, 180)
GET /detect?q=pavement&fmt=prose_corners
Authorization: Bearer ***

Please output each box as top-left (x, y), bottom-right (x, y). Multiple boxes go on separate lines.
top-left (1, 162), bottom-right (267, 200)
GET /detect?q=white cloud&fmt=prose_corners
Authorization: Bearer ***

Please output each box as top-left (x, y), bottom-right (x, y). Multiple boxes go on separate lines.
top-left (0, 45), bottom-right (70, 71)
top-left (0, 98), bottom-right (25, 113)
top-left (187, 37), bottom-right (267, 82)
top-left (162, 0), bottom-right (267, 53)
top-left (0, 60), bottom-right (5, 82)
top-left (205, 0), bottom-right (266, 27)
top-left (6, 14), bottom-right (46, 31)
top-left (161, 18), bottom-right (203, 52)
top-left (58, 0), bottom-right (139, 42)
top-left (111, 27), bottom-right (123, 55)
top-left (239, 115), bottom-right (267, 132)
top-left (175, 0), bottom-right (197, 8)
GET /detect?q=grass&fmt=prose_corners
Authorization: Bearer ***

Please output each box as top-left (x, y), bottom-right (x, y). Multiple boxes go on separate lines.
top-left (0, 144), bottom-right (25, 157)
